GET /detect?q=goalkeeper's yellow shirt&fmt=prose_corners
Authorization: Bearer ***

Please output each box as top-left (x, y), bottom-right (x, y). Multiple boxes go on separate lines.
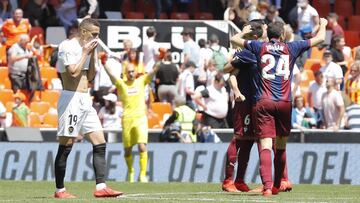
top-left (115, 74), bottom-right (151, 119)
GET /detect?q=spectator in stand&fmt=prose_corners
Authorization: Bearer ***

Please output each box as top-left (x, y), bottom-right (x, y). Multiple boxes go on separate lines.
top-left (181, 27), bottom-right (200, 78)
top-left (122, 49), bottom-right (144, 80)
top-left (291, 95), bottom-right (316, 130)
top-left (98, 93), bottom-right (123, 143)
top-left (330, 36), bottom-right (348, 77)
top-left (142, 26), bottom-right (159, 73)
top-left (297, 0), bottom-right (319, 39)
top-left (264, 5), bottom-right (284, 24)
top-left (344, 102), bottom-right (360, 130)
top-left (0, 0), bottom-right (11, 26)
top-left (326, 13), bottom-right (344, 38)
top-left (197, 38), bottom-right (212, 85)
top-left (155, 51), bottom-right (179, 108)
top-left (11, 91), bottom-right (30, 127)
top-left (119, 39), bottom-right (132, 62)
top-left (8, 34), bottom-right (33, 93)
top-left (178, 61), bottom-right (196, 109)
top-left (162, 96), bottom-right (196, 143)
top-left (192, 72), bottom-right (229, 128)
top-left (2, 8), bottom-right (31, 48)
top-left (78, 0), bottom-right (99, 19)
top-left (209, 34), bottom-right (229, 71)
top-left (320, 49), bottom-right (343, 90)
top-left (248, 1), bottom-right (268, 21)
top-left (308, 71), bottom-right (327, 128)
top-left (24, 0), bottom-right (59, 29)
top-left (355, 46), bottom-right (360, 61)
top-left (322, 77), bottom-right (345, 131)
top-left (284, 24), bottom-right (307, 70)
top-left (345, 61), bottom-right (360, 105)
top-left (0, 101), bottom-right (6, 127)
top-left (55, 0), bottom-right (78, 32)
top-left (223, 6), bottom-right (247, 29)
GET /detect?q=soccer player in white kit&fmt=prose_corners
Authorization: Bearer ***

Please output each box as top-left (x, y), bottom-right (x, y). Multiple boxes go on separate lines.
top-left (54, 18), bottom-right (123, 199)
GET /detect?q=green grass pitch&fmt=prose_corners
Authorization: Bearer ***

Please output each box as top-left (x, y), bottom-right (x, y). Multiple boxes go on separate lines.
top-left (0, 181), bottom-right (360, 203)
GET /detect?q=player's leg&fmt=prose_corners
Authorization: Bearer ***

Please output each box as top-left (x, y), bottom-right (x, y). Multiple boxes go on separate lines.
top-left (135, 116), bottom-right (149, 182)
top-left (122, 118), bottom-right (135, 182)
top-left (273, 101), bottom-right (292, 194)
top-left (273, 136), bottom-right (288, 194)
top-left (254, 100), bottom-right (276, 197)
top-left (222, 137), bottom-right (240, 192)
top-left (54, 136), bottom-right (76, 198)
top-left (83, 108), bottom-right (123, 197)
top-left (234, 138), bottom-right (254, 192)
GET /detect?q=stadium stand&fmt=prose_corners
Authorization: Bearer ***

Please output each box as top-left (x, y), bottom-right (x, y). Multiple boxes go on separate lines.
top-left (30, 101), bottom-right (50, 116)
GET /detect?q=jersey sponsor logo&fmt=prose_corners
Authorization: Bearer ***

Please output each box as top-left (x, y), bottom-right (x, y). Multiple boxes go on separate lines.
top-left (127, 87), bottom-right (139, 95)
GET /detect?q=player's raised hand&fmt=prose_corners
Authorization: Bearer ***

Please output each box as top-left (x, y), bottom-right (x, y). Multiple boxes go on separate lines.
top-left (241, 25), bottom-right (252, 35)
top-left (83, 39), bottom-right (98, 55)
top-left (98, 51), bottom-right (108, 65)
top-left (319, 18), bottom-right (328, 27)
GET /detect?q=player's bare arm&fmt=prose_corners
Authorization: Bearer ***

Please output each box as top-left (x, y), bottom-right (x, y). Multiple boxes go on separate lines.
top-left (230, 25), bottom-right (252, 49)
top-left (228, 69), bottom-right (246, 102)
top-left (223, 62), bottom-right (234, 73)
top-left (100, 53), bottom-right (121, 85)
top-left (309, 18), bottom-right (328, 47)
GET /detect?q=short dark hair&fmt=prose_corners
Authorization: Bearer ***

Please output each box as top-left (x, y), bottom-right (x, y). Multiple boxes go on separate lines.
top-left (267, 21), bottom-right (285, 39)
top-left (327, 12), bottom-right (338, 21)
top-left (209, 34), bottom-right (219, 43)
top-left (198, 38), bottom-right (206, 48)
top-left (314, 70), bottom-right (322, 77)
top-left (146, 26), bottom-right (156, 37)
top-left (214, 71), bottom-right (225, 82)
top-left (243, 21), bottom-right (264, 40)
top-left (185, 61), bottom-right (196, 69)
top-left (79, 18), bottom-right (100, 29)
top-left (181, 27), bottom-right (194, 37)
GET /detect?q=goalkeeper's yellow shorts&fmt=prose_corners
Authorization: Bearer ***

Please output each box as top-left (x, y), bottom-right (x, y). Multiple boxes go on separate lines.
top-left (122, 116), bottom-right (148, 148)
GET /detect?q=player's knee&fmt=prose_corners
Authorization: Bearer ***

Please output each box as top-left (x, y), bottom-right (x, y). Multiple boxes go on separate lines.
top-left (276, 136), bottom-right (287, 149)
top-left (86, 131), bottom-right (106, 145)
top-left (138, 143), bottom-right (147, 152)
top-left (260, 138), bottom-right (273, 150)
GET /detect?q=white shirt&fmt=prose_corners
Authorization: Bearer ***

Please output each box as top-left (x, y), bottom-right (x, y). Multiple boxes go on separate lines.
top-left (297, 5), bottom-right (318, 30)
top-left (142, 37), bottom-right (159, 72)
top-left (98, 106), bottom-right (123, 129)
top-left (308, 81), bottom-right (327, 109)
top-left (183, 39), bottom-right (200, 68)
top-left (322, 89), bottom-right (344, 128)
top-left (57, 38), bottom-right (91, 73)
top-left (178, 69), bottom-right (194, 98)
top-left (203, 85), bottom-right (229, 119)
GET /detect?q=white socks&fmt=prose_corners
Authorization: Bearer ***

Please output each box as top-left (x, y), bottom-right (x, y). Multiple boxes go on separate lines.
top-left (96, 183), bottom-right (107, 190)
top-left (55, 188), bottom-right (66, 193)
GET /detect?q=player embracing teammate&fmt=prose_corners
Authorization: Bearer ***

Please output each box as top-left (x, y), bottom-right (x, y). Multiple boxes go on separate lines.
top-left (225, 17), bottom-right (328, 196)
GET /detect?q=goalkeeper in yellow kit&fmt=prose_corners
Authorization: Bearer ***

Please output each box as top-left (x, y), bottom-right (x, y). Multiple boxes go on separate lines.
top-left (100, 52), bottom-right (160, 182)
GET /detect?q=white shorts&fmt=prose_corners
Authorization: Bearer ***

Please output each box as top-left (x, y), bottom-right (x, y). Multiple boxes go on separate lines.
top-left (57, 90), bottom-right (103, 137)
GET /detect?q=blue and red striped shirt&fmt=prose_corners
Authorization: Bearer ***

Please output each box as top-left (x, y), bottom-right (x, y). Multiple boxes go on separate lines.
top-left (244, 39), bottom-right (310, 102)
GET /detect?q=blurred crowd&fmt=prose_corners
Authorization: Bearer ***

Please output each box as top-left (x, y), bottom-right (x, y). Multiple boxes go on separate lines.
top-left (0, 0), bottom-right (360, 143)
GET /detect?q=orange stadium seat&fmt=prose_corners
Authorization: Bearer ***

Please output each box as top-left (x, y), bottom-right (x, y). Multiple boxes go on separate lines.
top-left (194, 12), bottom-right (213, 20)
top-left (28, 112), bottom-right (42, 127)
top-left (125, 12), bottom-right (145, 19)
top-left (148, 113), bottom-right (160, 128)
top-left (187, 0), bottom-right (200, 17)
top-left (30, 101), bottom-right (50, 116)
top-left (136, 0), bottom-right (155, 17)
top-left (40, 67), bottom-right (58, 81)
top-left (334, 0), bottom-right (354, 18)
top-left (0, 45), bottom-right (7, 65)
top-left (348, 16), bottom-right (360, 31)
top-left (151, 102), bottom-right (172, 122)
top-left (310, 47), bottom-right (325, 60)
top-left (0, 66), bottom-right (8, 84)
top-left (171, 12), bottom-right (190, 20)
top-left (0, 89), bottom-right (14, 105)
top-left (303, 59), bottom-right (321, 70)
top-left (312, 0), bottom-right (330, 17)
top-left (43, 112), bottom-right (58, 128)
top-left (0, 77), bottom-right (12, 89)
top-left (41, 90), bottom-right (60, 108)
top-left (344, 31), bottom-right (360, 48)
